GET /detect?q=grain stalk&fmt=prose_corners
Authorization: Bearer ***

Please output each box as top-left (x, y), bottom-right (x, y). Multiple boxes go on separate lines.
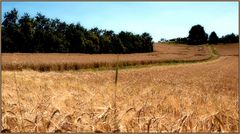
top-left (115, 55), bottom-right (119, 86)
top-left (112, 55), bottom-right (119, 132)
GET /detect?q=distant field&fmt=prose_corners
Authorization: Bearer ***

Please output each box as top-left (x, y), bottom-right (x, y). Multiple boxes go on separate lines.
top-left (2, 44), bottom-right (212, 71)
top-left (213, 44), bottom-right (239, 56)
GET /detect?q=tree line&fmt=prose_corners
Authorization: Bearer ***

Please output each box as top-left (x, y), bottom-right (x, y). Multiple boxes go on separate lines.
top-left (2, 8), bottom-right (153, 53)
top-left (163, 24), bottom-right (239, 45)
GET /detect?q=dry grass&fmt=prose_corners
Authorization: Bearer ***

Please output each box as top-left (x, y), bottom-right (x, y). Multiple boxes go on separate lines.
top-left (2, 44), bottom-right (211, 71)
top-left (2, 48), bottom-right (238, 132)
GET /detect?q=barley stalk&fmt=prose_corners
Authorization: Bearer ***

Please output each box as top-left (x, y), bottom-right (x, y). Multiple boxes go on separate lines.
top-left (112, 55), bottom-right (119, 132)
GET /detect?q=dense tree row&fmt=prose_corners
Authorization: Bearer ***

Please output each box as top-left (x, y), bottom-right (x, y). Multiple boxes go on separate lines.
top-left (165, 24), bottom-right (239, 45)
top-left (2, 9), bottom-right (153, 53)
top-left (218, 33), bottom-right (239, 44)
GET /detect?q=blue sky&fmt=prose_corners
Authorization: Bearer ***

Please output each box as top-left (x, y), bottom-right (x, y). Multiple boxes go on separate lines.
top-left (2, 2), bottom-right (238, 42)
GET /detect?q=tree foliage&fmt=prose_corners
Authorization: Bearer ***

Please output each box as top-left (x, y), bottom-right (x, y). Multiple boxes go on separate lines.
top-left (166, 25), bottom-right (238, 45)
top-left (219, 33), bottom-right (239, 44)
top-left (187, 24), bottom-right (208, 45)
top-left (208, 31), bottom-right (219, 44)
top-left (168, 37), bottom-right (188, 44)
top-left (2, 9), bottom-right (153, 53)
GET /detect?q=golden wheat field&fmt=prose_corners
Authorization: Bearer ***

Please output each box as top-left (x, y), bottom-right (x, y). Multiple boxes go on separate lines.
top-left (1, 44), bottom-right (239, 132)
top-left (213, 44), bottom-right (239, 56)
top-left (2, 44), bottom-right (211, 71)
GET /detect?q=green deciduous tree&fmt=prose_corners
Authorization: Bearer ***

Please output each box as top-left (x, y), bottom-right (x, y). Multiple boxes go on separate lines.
top-left (2, 8), bottom-right (19, 52)
top-left (2, 8), bottom-right (154, 54)
top-left (188, 24), bottom-right (208, 45)
top-left (18, 13), bottom-right (34, 52)
top-left (219, 33), bottom-right (239, 44)
top-left (208, 31), bottom-right (219, 44)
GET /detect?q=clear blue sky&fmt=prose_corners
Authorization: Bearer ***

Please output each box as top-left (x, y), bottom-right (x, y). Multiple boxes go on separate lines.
top-left (2, 2), bottom-right (238, 42)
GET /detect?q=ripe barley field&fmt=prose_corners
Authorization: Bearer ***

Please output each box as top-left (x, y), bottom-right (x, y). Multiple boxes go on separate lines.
top-left (2, 44), bottom-right (211, 71)
top-left (213, 44), bottom-right (239, 56)
top-left (1, 44), bottom-right (239, 132)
